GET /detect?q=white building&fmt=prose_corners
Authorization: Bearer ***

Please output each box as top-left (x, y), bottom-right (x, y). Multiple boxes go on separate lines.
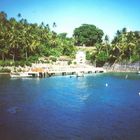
top-left (76, 51), bottom-right (86, 64)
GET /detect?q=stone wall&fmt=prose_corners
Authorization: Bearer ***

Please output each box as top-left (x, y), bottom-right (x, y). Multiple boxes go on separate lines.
top-left (104, 62), bottom-right (140, 72)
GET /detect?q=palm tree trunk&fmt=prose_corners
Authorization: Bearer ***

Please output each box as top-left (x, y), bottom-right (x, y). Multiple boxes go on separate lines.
top-left (2, 53), bottom-right (5, 61)
top-left (13, 54), bottom-right (15, 62)
top-left (129, 50), bottom-right (132, 63)
top-left (25, 51), bottom-right (28, 61)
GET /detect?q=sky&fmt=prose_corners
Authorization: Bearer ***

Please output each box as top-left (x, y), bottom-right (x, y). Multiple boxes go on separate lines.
top-left (0, 0), bottom-right (140, 40)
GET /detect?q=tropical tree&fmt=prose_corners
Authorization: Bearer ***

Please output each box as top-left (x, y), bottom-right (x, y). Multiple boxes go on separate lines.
top-left (73, 24), bottom-right (104, 46)
top-left (8, 18), bottom-right (21, 61)
top-left (17, 13), bottom-right (22, 19)
top-left (52, 22), bottom-right (57, 28)
top-left (1, 11), bottom-right (140, 67)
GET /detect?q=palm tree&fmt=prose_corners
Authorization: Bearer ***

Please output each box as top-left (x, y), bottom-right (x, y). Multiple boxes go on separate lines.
top-left (8, 18), bottom-right (22, 61)
top-left (135, 32), bottom-right (140, 68)
top-left (104, 35), bottom-right (110, 56)
top-left (122, 27), bottom-right (127, 34)
top-left (105, 35), bottom-right (109, 43)
top-left (52, 22), bottom-right (57, 28)
top-left (40, 22), bottom-right (45, 29)
top-left (0, 26), bottom-right (8, 60)
top-left (0, 11), bottom-right (7, 23)
top-left (17, 13), bottom-right (22, 19)
top-left (116, 30), bottom-right (121, 37)
top-left (46, 24), bottom-right (50, 31)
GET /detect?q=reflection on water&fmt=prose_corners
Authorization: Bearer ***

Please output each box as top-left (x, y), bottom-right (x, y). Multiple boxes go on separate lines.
top-left (0, 73), bottom-right (140, 140)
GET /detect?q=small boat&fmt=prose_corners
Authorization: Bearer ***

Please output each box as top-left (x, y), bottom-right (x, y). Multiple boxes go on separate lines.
top-left (10, 73), bottom-right (20, 78)
top-left (76, 72), bottom-right (84, 77)
top-left (10, 72), bottom-right (33, 78)
top-left (19, 72), bottom-right (33, 77)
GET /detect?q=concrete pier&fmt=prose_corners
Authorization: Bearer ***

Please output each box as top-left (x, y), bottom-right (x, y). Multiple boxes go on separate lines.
top-left (30, 63), bottom-right (106, 77)
top-left (46, 65), bottom-right (106, 76)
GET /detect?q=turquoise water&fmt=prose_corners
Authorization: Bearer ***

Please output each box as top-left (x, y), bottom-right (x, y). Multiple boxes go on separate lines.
top-left (0, 73), bottom-right (140, 140)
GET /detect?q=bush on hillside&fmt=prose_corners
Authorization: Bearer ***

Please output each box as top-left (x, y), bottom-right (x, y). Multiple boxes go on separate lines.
top-left (0, 68), bottom-right (11, 73)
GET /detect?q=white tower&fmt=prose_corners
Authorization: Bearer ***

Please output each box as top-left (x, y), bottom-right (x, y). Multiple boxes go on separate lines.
top-left (76, 51), bottom-right (86, 64)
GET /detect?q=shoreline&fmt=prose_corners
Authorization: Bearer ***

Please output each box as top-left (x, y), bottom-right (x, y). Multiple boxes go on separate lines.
top-left (0, 73), bottom-right (10, 74)
top-left (0, 70), bottom-right (139, 75)
top-left (0, 62), bottom-right (140, 76)
top-left (104, 69), bottom-right (139, 73)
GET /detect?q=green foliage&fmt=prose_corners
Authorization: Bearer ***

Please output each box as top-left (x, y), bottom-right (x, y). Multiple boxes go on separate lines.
top-left (73, 24), bottom-right (104, 46)
top-left (86, 51), bottom-right (92, 60)
top-left (25, 61), bottom-right (32, 66)
top-left (0, 60), bottom-right (13, 66)
top-left (0, 68), bottom-right (11, 73)
top-left (1, 11), bottom-right (140, 67)
top-left (14, 61), bottom-right (22, 67)
top-left (95, 51), bottom-right (109, 67)
top-left (111, 29), bottom-right (140, 63)
top-left (58, 33), bottom-right (67, 39)
top-left (27, 56), bottom-right (39, 63)
top-left (0, 60), bottom-right (32, 67)
top-left (131, 54), bottom-right (139, 62)
top-left (68, 60), bottom-right (72, 65)
top-left (96, 51), bottom-right (108, 62)
top-left (50, 56), bottom-right (57, 62)
top-left (0, 11), bottom-right (75, 63)
top-left (88, 29), bottom-right (140, 65)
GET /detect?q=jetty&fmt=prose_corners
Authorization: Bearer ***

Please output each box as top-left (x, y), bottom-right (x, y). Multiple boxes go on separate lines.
top-left (32, 63), bottom-right (106, 77)
top-left (10, 63), bottom-right (106, 78)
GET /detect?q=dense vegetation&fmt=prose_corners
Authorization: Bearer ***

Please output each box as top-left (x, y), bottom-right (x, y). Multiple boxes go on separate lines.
top-left (73, 24), bottom-right (104, 46)
top-left (0, 11), bottom-right (76, 66)
top-left (0, 11), bottom-right (140, 67)
top-left (73, 25), bottom-right (140, 66)
top-left (89, 28), bottom-right (140, 66)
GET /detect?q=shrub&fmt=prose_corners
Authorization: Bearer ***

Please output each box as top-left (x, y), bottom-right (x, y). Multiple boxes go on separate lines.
top-left (68, 60), bottom-right (72, 65)
top-left (0, 68), bottom-right (11, 73)
top-left (27, 56), bottom-right (39, 63)
top-left (131, 55), bottom-right (139, 63)
top-left (50, 56), bottom-right (57, 62)
top-left (0, 60), bottom-right (13, 66)
top-left (25, 61), bottom-right (32, 66)
top-left (86, 51), bottom-right (92, 60)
